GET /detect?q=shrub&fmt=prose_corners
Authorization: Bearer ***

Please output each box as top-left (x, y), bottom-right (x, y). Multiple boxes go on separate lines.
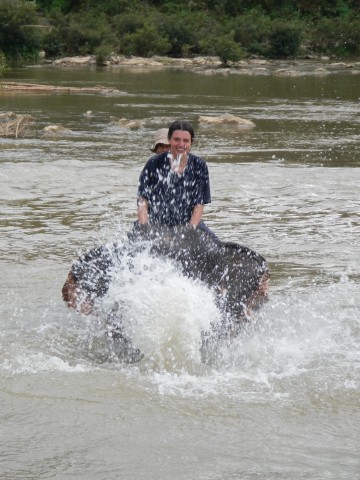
top-left (213, 34), bottom-right (243, 65)
top-left (36, 0), bottom-right (73, 14)
top-left (94, 43), bottom-right (113, 64)
top-left (0, 50), bottom-right (7, 75)
top-left (158, 15), bottom-right (199, 57)
top-left (232, 10), bottom-right (304, 58)
top-left (0, 0), bottom-right (42, 62)
top-left (112, 12), bottom-right (147, 37)
top-left (156, 10), bottom-right (220, 57)
top-left (309, 17), bottom-right (360, 56)
top-left (267, 23), bottom-right (303, 58)
top-left (42, 28), bottom-right (64, 58)
top-left (120, 25), bottom-right (170, 57)
top-left (87, 0), bottom-right (134, 16)
top-left (232, 11), bottom-right (272, 56)
top-left (46, 10), bottom-right (115, 56)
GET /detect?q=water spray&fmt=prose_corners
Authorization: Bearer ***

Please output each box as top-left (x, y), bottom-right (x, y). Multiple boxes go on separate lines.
top-left (168, 146), bottom-right (187, 172)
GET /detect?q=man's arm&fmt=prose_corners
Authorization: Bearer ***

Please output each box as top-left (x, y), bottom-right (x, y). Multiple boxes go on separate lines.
top-left (189, 204), bottom-right (204, 227)
top-left (137, 196), bottom-right (149, 224)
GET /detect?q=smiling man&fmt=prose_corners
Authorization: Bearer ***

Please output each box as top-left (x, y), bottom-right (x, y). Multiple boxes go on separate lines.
top-left (137, 120), bottom-right (216, 238)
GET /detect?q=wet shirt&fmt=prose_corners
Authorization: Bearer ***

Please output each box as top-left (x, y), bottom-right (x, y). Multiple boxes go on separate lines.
top-left (137, 152), bottom-right (211, 226)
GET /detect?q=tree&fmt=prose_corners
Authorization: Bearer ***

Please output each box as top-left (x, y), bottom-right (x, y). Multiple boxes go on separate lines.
top-left (0, 0), bottom-right (42, 61)
top-left (268, 24), bottom-right (303, 58)
top-left (121, 25), bottom-right (170, 57)
top-left (0, 50), bottom-right (7, 75)
top-left (214, 34), bottom-right (243, 65)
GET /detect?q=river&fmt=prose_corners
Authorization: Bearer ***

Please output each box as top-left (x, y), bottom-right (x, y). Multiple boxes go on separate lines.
top-left (0, 64), bottom-right (359, 479)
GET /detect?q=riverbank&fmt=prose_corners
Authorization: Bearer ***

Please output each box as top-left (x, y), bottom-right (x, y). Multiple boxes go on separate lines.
top-left (44, 54), bottom-right (360, 77)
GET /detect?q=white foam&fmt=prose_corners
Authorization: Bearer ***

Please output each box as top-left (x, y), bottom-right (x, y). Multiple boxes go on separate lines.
top-left (2, 351), bottom-right (91, 374)
top-left (134, 281), bottom-right (360, 398)
top-left (103, 248), bottom-right (221, 369)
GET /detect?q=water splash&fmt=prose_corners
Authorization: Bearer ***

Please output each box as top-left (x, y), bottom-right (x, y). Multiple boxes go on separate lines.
top-left (1, 241), bottom-right (358, 405)
top-left (102, 248), bottom-right (221, 371)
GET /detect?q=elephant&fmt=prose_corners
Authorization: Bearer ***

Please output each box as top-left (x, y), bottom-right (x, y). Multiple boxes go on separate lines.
top-left (62, 224), bottom-right (270, 362)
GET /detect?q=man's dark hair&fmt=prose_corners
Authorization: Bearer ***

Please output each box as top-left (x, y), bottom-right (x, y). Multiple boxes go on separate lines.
top-left (168, 120), bottom-right (195, 142)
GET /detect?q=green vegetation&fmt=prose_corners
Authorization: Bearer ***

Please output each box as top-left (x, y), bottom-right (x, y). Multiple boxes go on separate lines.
top-left (1, 0), bottom-right (359, 66)
top-left (0, 50), bottom-right (7, 76)
top-left (0, 0), bottom-right (42, 63)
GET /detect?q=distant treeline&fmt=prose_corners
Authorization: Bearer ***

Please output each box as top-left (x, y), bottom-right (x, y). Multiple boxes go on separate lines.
top-left (1, 0), bottom-right (360, 68)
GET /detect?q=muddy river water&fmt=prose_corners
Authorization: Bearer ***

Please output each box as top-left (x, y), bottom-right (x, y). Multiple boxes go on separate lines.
top-left (0, 64), bottom-right (359, 479)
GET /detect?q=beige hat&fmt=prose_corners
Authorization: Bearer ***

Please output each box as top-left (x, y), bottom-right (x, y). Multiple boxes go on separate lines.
top-left (150, 128), bottom-right (170, 152)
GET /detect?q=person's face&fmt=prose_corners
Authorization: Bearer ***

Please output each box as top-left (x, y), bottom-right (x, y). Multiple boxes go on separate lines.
top-left (169, 130), bottom-right (192, 157)
top-left (155, 143), bottom-right (170, 154)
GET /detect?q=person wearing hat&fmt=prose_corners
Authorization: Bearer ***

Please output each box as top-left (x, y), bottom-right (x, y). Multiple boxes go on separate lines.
top-left (150, 128), bottom-right (170, 155)
top-left (137, 120), bottom-right (217, 240)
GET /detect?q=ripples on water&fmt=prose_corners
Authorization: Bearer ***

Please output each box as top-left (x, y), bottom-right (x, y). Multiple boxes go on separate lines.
top-left (0, 67), bottom-right (359, 479)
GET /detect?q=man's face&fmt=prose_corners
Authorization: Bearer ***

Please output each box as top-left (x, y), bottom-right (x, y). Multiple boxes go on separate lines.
top-left (169, 130), bottom-right (192, 157)
top-left (155, 143), bottom-right (170, 154)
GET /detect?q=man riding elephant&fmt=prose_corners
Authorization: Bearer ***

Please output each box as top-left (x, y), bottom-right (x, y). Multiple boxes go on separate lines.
top-left (62, 120), bottom-right (270, 361)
